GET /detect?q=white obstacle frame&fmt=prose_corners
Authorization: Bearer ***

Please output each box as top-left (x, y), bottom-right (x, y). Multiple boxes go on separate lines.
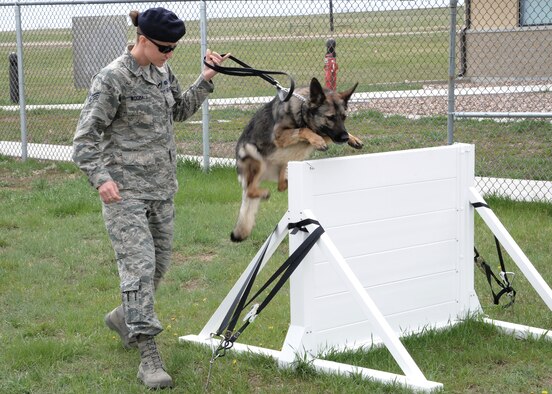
top-left (180, 144), bottom-right (552, 392)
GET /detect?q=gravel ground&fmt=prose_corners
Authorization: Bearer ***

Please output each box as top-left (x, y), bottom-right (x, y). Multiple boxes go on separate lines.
top-left (353, 83), bottom-right (552, 118)
top-left (351, 82), bottom-right (552, 202)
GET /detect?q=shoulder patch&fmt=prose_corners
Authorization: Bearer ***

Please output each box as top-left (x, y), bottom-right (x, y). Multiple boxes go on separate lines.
top-left (88, 92), bottom-right (100, 103)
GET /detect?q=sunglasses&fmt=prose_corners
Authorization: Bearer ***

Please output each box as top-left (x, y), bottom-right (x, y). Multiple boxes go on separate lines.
top-left (143, 35), bottom-right (177, 54)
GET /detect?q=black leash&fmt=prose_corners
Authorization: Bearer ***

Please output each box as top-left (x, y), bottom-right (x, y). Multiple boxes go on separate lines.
top-left (203, 54), bottom-right (297, 102)
top-left (472, 202), bottom-right (516, 307)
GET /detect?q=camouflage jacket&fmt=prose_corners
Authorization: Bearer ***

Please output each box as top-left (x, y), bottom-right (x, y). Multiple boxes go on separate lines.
top-left (73, 47), bottom-right (214, 200)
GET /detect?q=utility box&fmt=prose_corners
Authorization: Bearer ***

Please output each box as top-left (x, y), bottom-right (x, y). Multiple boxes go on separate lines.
top-left (72, 15), bottom-right (128, 89)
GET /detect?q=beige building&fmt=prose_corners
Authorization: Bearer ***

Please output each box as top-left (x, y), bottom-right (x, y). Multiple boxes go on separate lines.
top-left (459, 0), bottom-right (552, 81)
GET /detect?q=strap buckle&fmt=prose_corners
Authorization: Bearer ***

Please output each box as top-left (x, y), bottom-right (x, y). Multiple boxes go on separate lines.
top-left (499, 270), bottom-right (515, 285)
top-left (243, 303), bottom-right (260, 323)
top-left (499, 270), bottom-right (516, 303)
top-left (205, 333), bottom-right (234, 391)
top-left (211, 333), bottom-right (234, 361)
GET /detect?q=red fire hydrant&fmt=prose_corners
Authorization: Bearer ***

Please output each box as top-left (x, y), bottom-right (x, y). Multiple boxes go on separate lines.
top-left (324, 38), bottom-right (338, 90)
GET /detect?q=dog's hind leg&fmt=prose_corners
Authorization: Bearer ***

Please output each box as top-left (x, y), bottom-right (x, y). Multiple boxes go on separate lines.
top-left (231, 144), bottom-right (268, 242)
top-left (245, 159), bottom-right (270, 199)
top-left (241, 144), bottom-right (270, 199)
top-left (230, 187), bottom-right (262, 242)
top-left (277, 166), bottom-right (288, 192)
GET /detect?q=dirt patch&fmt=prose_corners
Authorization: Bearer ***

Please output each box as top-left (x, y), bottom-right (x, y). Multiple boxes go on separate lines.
top-left (0, 161), bottom-right (78, 191)
top-left (180, 278), bottom-right (205, 292)
top-left (172, 250), bottom-right (217, 266)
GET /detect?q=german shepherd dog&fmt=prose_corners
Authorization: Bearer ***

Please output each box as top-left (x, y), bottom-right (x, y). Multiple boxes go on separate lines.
top-left (230, 77), bottom-right (363, 242)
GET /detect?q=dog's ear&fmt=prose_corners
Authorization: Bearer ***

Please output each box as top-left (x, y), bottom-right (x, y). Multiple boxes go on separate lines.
top-left (339, 82), bottom-right (359, 107)
top-left (309, 77), bottom-right (326, 107)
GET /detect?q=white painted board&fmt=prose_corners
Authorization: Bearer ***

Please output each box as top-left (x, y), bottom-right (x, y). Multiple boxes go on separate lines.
top-left (287, 144), bottom-right (481, 355)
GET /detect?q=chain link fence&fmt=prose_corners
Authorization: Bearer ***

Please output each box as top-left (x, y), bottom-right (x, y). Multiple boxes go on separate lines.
top-left (450, 0), bottom-right (552, 202)
top-left (0, 0), bottom-right (550, 201)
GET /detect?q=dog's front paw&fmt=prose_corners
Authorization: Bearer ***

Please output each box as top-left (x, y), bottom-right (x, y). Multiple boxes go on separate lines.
top-left (303, 131), bottom-right (328, 151)
top-left (348, 135), bottom-right (364, 149)
top-left (314, 141), bottom-right (329, 151)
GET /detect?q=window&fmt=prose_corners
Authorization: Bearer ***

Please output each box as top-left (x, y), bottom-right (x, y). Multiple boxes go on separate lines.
top-left (520, 0), bottom-right (552, 26)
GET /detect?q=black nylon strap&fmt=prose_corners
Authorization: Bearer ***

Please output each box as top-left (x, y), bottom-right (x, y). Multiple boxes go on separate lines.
top-left (492, 236), bottom-right (516, 303)
top-left (215, 226), bottom-right (276, 337)
top-left (475, 248), bottom-right (516, 306)
top-left (471, 201), bottom-right (490, 209)
top-left (229, 219), bottom-right (321, 319)
top-left (494, 236), bottom-right (507, 278)
top-left (288, 218), bottom-right (320, 232)
top-left (472, 201), bottom-right (516, 307)
top-left (203, 54), bottom-right (295, 102)
top-left (243, 221), bottom-right (322, 311)
top-left (229, 225), bottom-right (325, 342)
top-left (215, 219), bottom-right (324, 344)
top-left (475, 248), bottom-right (505, 304)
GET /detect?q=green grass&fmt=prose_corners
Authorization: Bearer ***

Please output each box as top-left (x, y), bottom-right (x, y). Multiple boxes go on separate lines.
top-left (2, 107), bottom-right (549, 181)
top-left (0, 156), bottom-right (551, 393)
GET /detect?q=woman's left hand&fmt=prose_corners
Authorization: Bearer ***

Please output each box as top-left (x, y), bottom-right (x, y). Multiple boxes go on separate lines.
top-left (203, 49), bottom-right (231, 81)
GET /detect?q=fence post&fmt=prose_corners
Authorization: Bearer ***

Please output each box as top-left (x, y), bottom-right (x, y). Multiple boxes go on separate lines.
top-left (447, 0), bottom-right (458, 145)
top-left (329, 0), bottom-right (334, 32)
top-left (15, 1), bottom-right (28, 161)
top-left (200, 0), bottom-right (210, 171)
top-left (446, 0), bottom-right (459, 145)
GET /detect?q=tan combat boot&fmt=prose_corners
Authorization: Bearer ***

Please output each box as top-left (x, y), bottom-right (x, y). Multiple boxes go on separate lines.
top-left (104, 305), bottom-right (137, 349)
top-left (136, 335), bottom-right (173, 389)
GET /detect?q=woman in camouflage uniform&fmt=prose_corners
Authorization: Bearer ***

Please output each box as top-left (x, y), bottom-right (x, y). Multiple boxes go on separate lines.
top-left (72, 7), bottom-right (229, 389)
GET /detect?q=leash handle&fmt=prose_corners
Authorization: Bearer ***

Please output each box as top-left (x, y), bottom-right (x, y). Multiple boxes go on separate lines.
top-left (203, 54), bottom-right (295, 102)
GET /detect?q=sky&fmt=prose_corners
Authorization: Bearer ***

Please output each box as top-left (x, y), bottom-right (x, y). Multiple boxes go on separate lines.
top-left (0, 1), bottom-right (461, 32)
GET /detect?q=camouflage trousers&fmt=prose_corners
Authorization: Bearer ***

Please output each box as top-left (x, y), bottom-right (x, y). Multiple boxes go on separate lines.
top-left (102, 198), bottom-right (175, 338)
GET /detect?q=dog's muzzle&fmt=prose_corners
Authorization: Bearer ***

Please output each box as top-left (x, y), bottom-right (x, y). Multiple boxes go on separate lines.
top-left (328, 131), bottom-right (349, 144)
top-left (335, 133), bottom-right (349, 143)
top-left (321, 125), bottom-right (349, 144)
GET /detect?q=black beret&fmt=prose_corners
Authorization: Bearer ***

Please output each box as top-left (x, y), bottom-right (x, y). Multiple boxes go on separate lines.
top-left (138, 7), bottom-right (186, 43)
